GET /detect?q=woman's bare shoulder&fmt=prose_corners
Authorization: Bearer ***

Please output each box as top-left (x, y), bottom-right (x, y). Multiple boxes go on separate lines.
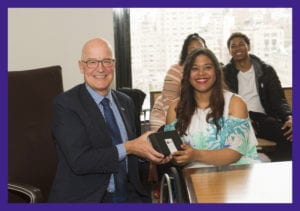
top-left (228, 95), bottom-right (248, 118)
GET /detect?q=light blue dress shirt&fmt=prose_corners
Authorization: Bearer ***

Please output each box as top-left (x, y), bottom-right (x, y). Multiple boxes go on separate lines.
top-left (85, 84), bottom-right (127, 193)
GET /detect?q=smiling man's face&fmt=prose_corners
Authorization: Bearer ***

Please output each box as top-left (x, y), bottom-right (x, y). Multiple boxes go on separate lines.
top-left (79, 38), bottom-right (114, 96)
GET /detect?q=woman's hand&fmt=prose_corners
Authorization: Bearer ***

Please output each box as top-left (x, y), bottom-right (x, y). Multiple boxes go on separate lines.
top-left (172, 144), bottom-right (198, 165)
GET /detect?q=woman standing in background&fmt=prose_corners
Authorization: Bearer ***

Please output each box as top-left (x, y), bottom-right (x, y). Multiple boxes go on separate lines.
top-left (150, 33), bottom-right (207, 131)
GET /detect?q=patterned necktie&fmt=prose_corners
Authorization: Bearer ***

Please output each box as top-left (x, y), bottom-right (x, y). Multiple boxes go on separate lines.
top-left (101, 97), bottom-right (127, 202)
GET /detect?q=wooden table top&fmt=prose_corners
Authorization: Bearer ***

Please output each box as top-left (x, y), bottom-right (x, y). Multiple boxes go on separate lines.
top-left (182, 161), bottom-right (292, 203)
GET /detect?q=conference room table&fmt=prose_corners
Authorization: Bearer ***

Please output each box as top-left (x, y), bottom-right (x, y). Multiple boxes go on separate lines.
top-left (182, 161), bottom-right (292, 203)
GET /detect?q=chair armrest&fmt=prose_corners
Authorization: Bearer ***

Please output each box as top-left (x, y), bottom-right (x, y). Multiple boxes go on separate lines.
top-left (159, 173), bottom-right (174, 203)
top-left (159, 167), bottom-right (187, 203)
top-left (169, 167), bottom-right (186, 203)
top-left (8, 182), bottom-right (44, 203)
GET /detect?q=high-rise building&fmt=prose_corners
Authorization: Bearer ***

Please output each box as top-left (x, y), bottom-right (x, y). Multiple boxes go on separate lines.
top-left (130, 8), bottom-right (292, 109)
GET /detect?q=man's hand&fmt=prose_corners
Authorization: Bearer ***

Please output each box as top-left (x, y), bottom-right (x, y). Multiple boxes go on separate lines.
top-left (282, 116), bottom-right (292, 141)
top-left (124, 131), bottom-right (167, 163)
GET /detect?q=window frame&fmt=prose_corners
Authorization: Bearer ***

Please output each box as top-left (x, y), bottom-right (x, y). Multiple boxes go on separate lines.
top-left (113, 8), bottom-right (132, 88)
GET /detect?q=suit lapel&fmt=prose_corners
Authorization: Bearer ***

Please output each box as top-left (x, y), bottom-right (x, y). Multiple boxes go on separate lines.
top-left (78, 84), bottom-right (112, 144)
top-left (112, 91), bottom-right (140, 185)
top-left (78, 86), bottom-right (134, 144)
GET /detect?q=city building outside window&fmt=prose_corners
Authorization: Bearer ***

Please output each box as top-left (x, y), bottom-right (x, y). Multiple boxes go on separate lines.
top-left (130, 8), bottom-right (292, 112)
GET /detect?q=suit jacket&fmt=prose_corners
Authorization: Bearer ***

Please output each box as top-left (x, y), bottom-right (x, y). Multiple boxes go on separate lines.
top-left (48, 84), bottom-right (150, 202)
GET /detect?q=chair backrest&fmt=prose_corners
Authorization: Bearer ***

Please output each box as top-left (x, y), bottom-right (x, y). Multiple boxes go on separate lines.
top-left (8, 66), bottom-right (63, 202)
top-left (283, 87), bottom-right (292, 110)
top-left (117, 87), bottom-right (146, 136)
top-left (150, 91), bottom-right (162, 109)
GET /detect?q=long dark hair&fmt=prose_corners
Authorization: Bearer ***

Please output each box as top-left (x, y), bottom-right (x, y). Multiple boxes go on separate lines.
top-left (179, 33), bottom-right (207, 66)
top-left (175, 48), bottom-right (226, 136)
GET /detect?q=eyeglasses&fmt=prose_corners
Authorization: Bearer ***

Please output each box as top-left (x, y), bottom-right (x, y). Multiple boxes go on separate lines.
top-left (82, 58), bottom-right (115, 69)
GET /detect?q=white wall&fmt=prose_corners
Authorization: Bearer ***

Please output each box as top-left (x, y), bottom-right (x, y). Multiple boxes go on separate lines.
top-left (8, 8), bottom-right (115, 90)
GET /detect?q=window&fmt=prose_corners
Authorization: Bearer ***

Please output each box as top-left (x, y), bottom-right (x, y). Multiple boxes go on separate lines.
top-left (115, 8), bottom-right (292, 111)
top-left (265, 40), bottom-right (269, 46)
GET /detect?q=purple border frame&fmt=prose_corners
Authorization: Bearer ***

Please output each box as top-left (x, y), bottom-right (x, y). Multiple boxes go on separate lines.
top-left (1, 1), bottom-right (298, 211)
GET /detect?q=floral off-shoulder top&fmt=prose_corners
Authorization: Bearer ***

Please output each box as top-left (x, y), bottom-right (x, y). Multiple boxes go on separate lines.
top-left (164, 91), bottom-right (261, 166)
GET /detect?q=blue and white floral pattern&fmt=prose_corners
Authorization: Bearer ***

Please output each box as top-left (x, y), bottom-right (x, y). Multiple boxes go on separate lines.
top-left (164, 91), bottom-right (260, 165)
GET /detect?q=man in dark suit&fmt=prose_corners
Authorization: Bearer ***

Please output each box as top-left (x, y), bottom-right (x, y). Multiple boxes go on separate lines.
top-left (48, 38), bottom-right (168, 203)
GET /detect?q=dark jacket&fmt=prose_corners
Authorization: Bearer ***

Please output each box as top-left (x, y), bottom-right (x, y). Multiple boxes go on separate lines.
top-left (48, 84), bottom-right (149, 202)
top-left (223, 54), bottom-right (291, 122)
